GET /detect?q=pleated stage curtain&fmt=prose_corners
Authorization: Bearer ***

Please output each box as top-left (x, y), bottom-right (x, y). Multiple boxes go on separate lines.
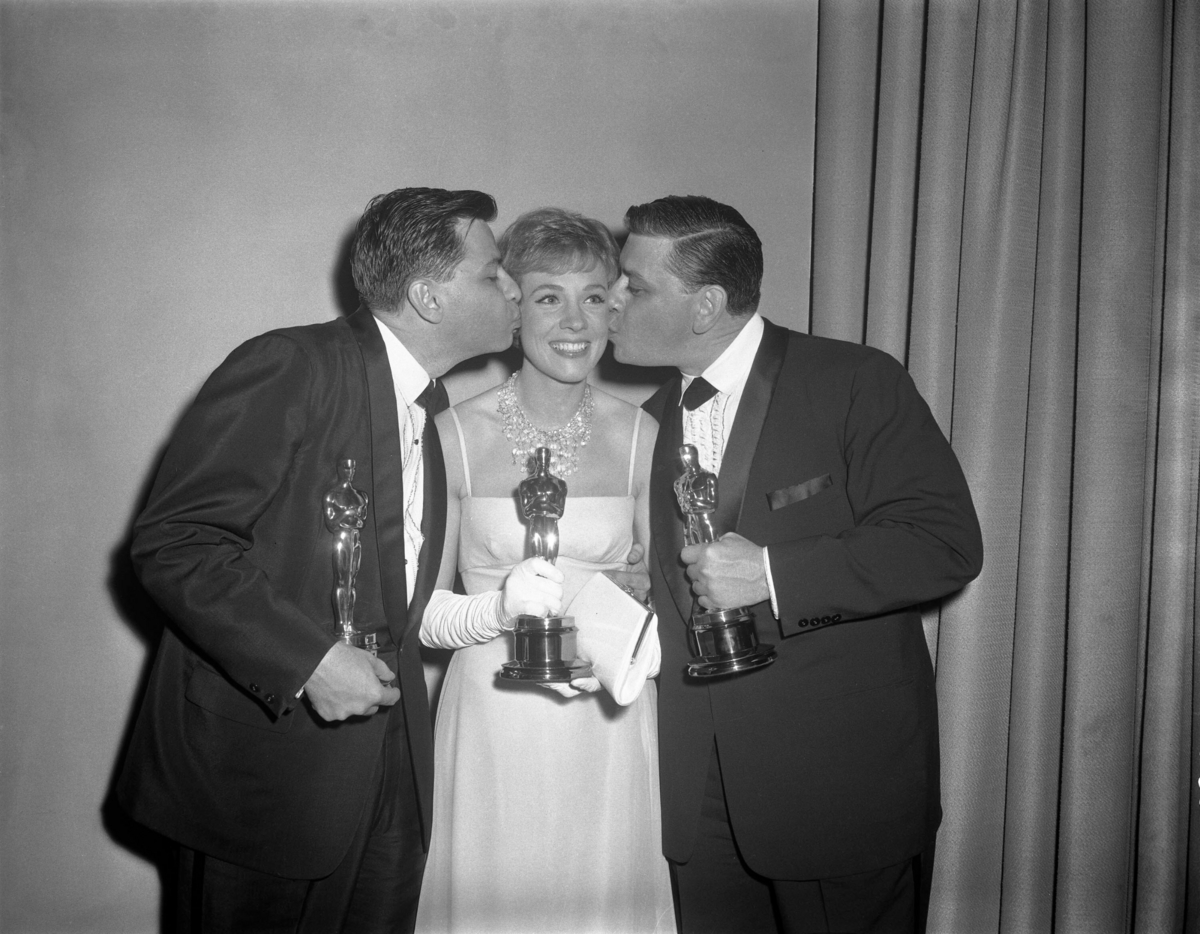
top-left (807, 1), bottom-right (1199, 930)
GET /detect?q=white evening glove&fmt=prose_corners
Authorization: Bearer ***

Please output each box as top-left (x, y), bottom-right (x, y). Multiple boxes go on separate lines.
top-left (501, 557), bottom-right (564, 620)
top-left (538, 676), bottom-right (602, 698)
top-left (419, 558), bottom-right (563, 650)
top-left (419, 589), bottom-right (507, 649)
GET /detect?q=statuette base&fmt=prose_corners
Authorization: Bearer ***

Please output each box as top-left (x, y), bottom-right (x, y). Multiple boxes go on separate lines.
top-left (500, 615), bottom-right (590, 683)
top-left (686, 607), bottom-right (776, 679)
top-left (338, 629), bottom-right (379, 657)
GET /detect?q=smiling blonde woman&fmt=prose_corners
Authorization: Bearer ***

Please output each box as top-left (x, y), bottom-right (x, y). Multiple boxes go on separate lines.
top-left (415, 208), bottom-right (674, 934)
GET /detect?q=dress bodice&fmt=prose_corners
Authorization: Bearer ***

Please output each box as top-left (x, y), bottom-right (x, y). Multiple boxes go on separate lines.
top-left (458, 496), bottom-right (634, 606)
top-left (447, 404), bottom-right (641, 607)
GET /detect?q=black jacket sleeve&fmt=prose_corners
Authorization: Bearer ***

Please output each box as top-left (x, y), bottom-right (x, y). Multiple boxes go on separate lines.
top-left (767, 350), bottom-right (983, 631)
top-left (131, 333), bottom-right (335, 710)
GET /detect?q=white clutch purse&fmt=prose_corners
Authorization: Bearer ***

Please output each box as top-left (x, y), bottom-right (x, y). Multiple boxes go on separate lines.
top-left (567, 571), bottom-right (660, 706)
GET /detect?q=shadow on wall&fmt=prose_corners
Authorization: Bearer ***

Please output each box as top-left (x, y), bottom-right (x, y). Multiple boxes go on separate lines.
top-left (102, 435), bottom-right (181, 934)
top-left (333, 224), bottom-right (358, 318)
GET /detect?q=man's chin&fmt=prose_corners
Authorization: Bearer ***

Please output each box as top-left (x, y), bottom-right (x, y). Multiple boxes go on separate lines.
top-left (613, 347), bottom-right (656, 367)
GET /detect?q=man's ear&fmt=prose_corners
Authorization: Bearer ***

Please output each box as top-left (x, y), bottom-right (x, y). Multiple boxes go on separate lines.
top-left (408, 279), bottom-right (444, 325)
top-left (692, 286), bottom-right (728, 335)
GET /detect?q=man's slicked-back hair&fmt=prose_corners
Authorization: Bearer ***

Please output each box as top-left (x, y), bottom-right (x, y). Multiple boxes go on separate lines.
top-left (498, 207), bottom-right (620, 285)
top-left (624, 195), bottom-right (763, 316)
top-left (351, 187), bottom-right (498, 313)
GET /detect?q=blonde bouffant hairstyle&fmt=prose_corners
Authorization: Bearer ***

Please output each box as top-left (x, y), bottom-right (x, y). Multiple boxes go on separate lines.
top-left (498, 207), bottom-right (620, 285)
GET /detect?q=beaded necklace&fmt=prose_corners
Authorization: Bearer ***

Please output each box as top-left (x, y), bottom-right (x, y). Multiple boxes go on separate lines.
top-left (497, 371), bottom-right (594, 478)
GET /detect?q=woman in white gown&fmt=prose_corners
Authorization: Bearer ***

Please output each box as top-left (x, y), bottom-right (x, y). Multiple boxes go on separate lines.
top-left (415, 208), bottom-right (675, 934)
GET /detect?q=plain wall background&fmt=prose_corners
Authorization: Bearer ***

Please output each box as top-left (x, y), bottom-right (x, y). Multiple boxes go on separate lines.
top-left (0, 2), bottom-right (816, 930)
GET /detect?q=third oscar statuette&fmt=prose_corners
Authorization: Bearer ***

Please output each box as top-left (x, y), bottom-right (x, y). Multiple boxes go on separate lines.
top-left (675, 443), bottom-right (775, 678)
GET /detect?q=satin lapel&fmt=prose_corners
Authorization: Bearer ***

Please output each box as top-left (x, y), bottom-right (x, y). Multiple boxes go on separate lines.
top-left (648, 376), bottom-right (694, 623)
top-left (407, 416), bottom-right (446, 635)
top-left (716, 319), bottom-right (790, 534)
top-left (346, 307), bottom-right (410, 645)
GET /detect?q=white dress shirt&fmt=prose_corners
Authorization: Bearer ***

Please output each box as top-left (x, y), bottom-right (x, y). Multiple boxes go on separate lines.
top-left (374, 316), bottom-right (432, 608)
top-left (680, 313), bottom-right (780, 615)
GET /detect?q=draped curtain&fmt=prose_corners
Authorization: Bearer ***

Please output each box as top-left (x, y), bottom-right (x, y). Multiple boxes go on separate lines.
top-left (807, 1), bottom-right (1199, 930)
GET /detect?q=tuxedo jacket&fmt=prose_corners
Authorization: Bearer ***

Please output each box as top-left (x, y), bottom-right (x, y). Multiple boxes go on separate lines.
top-left (117, 307), bottom-right (443, 879)
top-left (645, 317), bottom-right (983, 882)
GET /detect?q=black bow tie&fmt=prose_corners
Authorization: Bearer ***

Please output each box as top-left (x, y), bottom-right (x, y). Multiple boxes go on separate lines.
top-left (416, 379), bottom-right (450, 416)
top-left (681, 377), bottom-right (719, 411)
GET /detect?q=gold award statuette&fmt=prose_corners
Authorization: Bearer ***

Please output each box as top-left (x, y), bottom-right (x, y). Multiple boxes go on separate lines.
top-left (500, 446), bottom-right (590, 683)
top-left (323, 458), bottom-right (379, 656)
top-left (675, 444), bottom-right (775, 678)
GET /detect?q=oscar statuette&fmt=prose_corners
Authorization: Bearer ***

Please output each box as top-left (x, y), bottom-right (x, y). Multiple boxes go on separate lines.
top-left (323, 458), bottom-right (379, 655)
top-left (675, 444), bottom-right (775, 678)
top-left (499, 446), bottom-right (589, 682)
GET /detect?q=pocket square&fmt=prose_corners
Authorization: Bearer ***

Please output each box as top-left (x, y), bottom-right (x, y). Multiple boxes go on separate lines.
top-left (767, 474), bottom-right (833, 510)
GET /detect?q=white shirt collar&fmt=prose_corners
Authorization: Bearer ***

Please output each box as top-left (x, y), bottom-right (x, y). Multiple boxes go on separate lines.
top-left (373, 315), bottom-right (432, 405)
top-left (682, 312), bottom-right (764, 398)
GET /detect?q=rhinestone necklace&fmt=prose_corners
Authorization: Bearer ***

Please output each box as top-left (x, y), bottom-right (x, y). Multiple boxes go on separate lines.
top-left (498, 371), bottom-right (594, 478)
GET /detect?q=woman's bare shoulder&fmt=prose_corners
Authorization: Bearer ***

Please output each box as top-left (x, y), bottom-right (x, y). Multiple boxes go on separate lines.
top-left (585, 386), bottom-right (659, 476)
top-left (451, 384), bottom-right (504, 428)
top-left (434, 390), bottom-right (495, 439)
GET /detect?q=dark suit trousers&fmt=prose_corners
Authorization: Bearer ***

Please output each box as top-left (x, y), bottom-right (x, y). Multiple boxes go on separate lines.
top-left (670, 744), bottom-right (933, 934)
top-left (174, 694), bottom-right (425, 934)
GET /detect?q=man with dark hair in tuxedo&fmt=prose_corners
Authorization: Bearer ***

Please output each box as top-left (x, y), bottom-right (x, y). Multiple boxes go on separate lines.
top-left (609, 195), bottom-right (983, 934)
top-left (118, 187), bottom-right (532, 932)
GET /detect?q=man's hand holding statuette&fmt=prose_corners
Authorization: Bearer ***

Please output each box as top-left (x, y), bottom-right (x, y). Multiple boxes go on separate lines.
top-left (681, 532), bottom-right (771, 610)
top-left (304, 642), bottom-right (400, 721)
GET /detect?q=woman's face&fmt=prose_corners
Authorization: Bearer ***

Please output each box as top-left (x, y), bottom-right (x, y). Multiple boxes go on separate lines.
top-left (517, 264), bottom-right (612, 384)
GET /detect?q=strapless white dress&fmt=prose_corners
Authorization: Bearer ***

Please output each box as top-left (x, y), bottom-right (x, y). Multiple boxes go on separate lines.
top-left (415, 415), bottom-right (675, 934)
